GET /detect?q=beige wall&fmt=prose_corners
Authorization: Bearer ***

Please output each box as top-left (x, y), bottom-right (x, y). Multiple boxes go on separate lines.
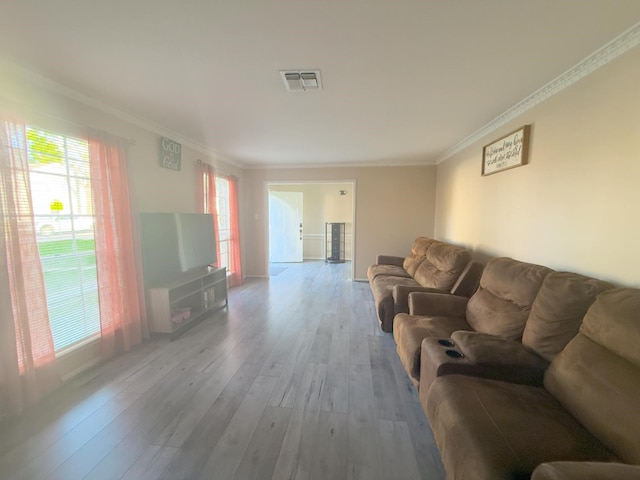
top-left (244, 166), bottom-right (437, 279)
top-left (268, 182), bottom-right (354, 259)
top-left (434, 47), bottom-right (640, 287)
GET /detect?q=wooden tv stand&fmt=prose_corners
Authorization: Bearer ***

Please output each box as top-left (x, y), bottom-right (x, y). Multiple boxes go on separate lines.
top-left (147, 266), bottom-right (227, 339)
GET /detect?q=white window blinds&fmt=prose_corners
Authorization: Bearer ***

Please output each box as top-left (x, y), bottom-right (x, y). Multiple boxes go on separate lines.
top-left (27, 127), bottom-right (100, 351)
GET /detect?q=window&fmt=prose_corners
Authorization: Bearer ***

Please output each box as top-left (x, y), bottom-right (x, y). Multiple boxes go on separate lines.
top-left (215, 176), bottom-right (230, 270)
top-left (200, 166), bottom-right (241, 286)
top-left (27, 127), bottom-right (99, 352)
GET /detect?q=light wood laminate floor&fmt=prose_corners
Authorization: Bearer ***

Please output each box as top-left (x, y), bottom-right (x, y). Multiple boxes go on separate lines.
top-left (0, 261), bottom-right (445, 480)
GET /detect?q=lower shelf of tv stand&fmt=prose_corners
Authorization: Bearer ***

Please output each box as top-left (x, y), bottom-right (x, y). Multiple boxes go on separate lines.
top-left (168, 302), bottom-right (228, 340)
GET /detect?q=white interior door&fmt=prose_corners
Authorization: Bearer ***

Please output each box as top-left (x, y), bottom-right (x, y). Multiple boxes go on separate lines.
top-left (269, 191), bottom-right (303, 262)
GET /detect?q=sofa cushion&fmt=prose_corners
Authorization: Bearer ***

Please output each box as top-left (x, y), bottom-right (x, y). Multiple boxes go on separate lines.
top-left (402, 236), bottom-right (432, 276)
top-left (522, 272), bottom-right (611, 362)
top-left (544, 288), bottom-right (640, 464)
top-left (367, 263), bottom-right (411, 282)
top-left (466, 257), bottom-right (552, 340)
top-left (410, 236), bottom-right (434, 257)
top-left (426, 375), bottom-right (618, 480)
top-left (402, 254), bottom-right (424, 277)
top-left (413, 241), bottom-right (471, 290)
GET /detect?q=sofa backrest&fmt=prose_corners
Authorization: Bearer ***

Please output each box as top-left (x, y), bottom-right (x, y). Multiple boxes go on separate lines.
top-left (402, 237), bottom-right (434, 276)
top-left (465, 257), bottom-right (552, 340)
top-left (412, 241), bottom-right (471, 292)
top-left (522, 272), bottom-right (612, 362)
top-left (544, 288), bottom-right (640, 464)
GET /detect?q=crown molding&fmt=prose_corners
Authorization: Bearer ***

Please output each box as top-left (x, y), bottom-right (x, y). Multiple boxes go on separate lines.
top-left (0, 60), bottom-right (247, 170)
top-left (434, 21), bottom-right (640, 165)
top-left (244, 157), bottom-right (436, 170)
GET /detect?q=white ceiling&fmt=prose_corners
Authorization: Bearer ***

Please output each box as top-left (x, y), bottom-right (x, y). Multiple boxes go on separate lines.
top-left (1, 1), bottom-right (640, 168)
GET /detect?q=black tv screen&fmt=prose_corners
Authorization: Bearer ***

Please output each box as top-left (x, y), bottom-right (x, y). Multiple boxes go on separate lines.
top-left (140, 213), bottom-right (217, 286)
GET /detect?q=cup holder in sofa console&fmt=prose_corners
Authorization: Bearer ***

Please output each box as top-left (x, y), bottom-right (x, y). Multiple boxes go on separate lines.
top-left (445, 349), bottom-right (464, 359)
top-left (438, 339), bottom-right (455, 347)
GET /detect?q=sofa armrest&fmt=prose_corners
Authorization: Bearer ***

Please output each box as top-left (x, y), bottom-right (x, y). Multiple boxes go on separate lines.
top-left (450, 330), bottom-right (549, 385)
top-left (408, 292), bottom-right (468, 317)
top-left (532, 462), bottom-right (640, 480)
top-left (393, 285), bottom-right (446, 315)
top-left (376, 255), bottom-right (405, 267)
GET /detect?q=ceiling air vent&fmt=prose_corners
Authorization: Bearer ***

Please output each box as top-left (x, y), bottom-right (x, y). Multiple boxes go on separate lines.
top-left (280, 70), bottom-right (322, 92)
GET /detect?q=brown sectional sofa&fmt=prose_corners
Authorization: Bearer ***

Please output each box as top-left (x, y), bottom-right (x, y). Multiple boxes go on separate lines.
top-left (372, 240), bottom-right (640, 478)
top-left (393, 257), bottom-right (553, 387)
top-left (367, 237), bottom-right (482, 332)
top-left (424, 288), bottom-right (640, 480)
top-left (417, 270), bottom-right (612, 392)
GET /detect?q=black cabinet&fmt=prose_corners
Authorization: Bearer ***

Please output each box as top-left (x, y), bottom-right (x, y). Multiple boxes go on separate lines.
top-left (325, 222), bottom-right (345, 263)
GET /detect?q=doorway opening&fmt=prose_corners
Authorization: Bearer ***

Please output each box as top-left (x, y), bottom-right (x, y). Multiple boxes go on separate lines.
top-left (266, 181), bottom-right (356, 280)
top-left (268, 190), bottom-right (304, 263)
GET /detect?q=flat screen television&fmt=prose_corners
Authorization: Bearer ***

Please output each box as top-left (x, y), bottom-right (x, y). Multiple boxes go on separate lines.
top-left (140, 213), bottom-right (217, 286)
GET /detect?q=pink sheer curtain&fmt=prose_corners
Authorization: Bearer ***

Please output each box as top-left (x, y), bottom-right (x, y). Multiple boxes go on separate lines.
top-left (227, 175), bottom-right (243, 287)
top-left (0, 116), bottom-right (60, 418)
top-left (88, 131), bottom-right (146, 359)
top-left (199, 162), bottom-right (221, 267)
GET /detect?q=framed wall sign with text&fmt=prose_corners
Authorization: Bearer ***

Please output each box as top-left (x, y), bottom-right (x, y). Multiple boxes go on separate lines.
top-left (159, 137), bottom-right (182, 171)
top-left (482, 125), bottom-right (530, 176)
